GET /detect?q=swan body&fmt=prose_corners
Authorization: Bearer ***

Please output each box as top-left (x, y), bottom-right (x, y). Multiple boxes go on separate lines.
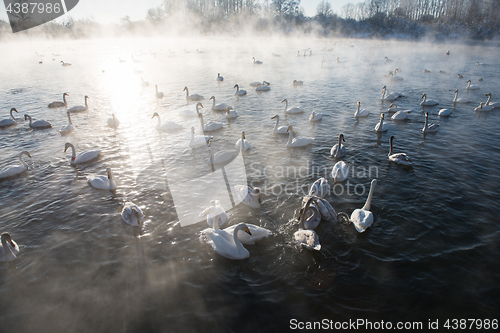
top-left (190, 127), bottom-right (212, 148)
top-left (299, 198), bottom-right (321, 230)
top-left (388, 136), bottom-right (413, 166)
top-left (184, 87), bottom-right (203, 101)
top-left (107, 114), bottom-right (120, 128)
top-left (286, 125), bottom-right (313, 147)
top-left (0, 233), bottom-right (19, 262)
top-left (332, 161), bottom-right (348, 182)
top-left (293, 80), bottom-right (303, 86)
top-left (0, 108), bottom-right (18, 127)
top-left (235, 131), bottom-right (251, 151)
top-left (485, 93), bottom-right (499, 108)
top-left (60, 111), bottom-right (75, 135)
top-left (234, 185), bottom-right (261, 209)
top-left (24, 114), bottom-right (51, 129)
top-left (309, 111), bottom-right (323, 122)
top-left (60, 61), bottom-right (71, 66)
top-left (350, 179), bottom-right (377, 233)
top-left (330, 134), bottom-right (346, 158)
top-left (155, 85), bottom-right (164, 99)
top-left (453, 89), bottom-right (471, 104)
top-left (387, 104), bottom-right (404, 113)
top-left (420, 94), bottom-right (439, 106)
top-left (121, 202), bottom-right (144, 227)
top-left (207, 139), bottom-right (236, 165)
top-left (216, 73), bottom-right (224, 81)
top-left (294, 198), bottom-right (321, 250)
top-left (226, 107), bottom-right (239, 119)
top-left (282, 99), bottom-right (304, 114)
top-left (210, 96), bottom-right (233, 111)
top-left (200, 200), bottom-right (228, 229)
top-left (309, 177), bottom-right (329, 198)
top-left (87, 167), bottom-right (117, 190)
top-left (68, 95), bottom-right (89, 113)
top-left (199, 113), bottom-right (223, 132)
top-left (474, 102), bottom-right (493, 112)
top-left (391, 110), bottom-right (409, 120)
top-left (234, 84), bottom-right (247, 96)
top-left (389, 72), bottom-right (403, 81)
top-left (48, 93), bottom-right (68, 108)
top-left (422, 112), bottom-right (439, 133)
top-left (223, 223), bottom-right (271, 245)
top-left (466, 79), bottom-right (479, 91)
top-left (354, 101), bottom-right (370, 118)
top-left (141, 78), bottom-right (149, 87)
top-left (438, 108), bottom-right (451, 117)
top-left (0, 151), bottom-right (31, 180)
top-left (65, 143), bottom-right (101, 165)
top-left (375, 113), bottom-right (389, 132)
top-left (255, 82), bottom-right (271, 91)
top-left (271, 115), bottom-right (288, 134)
top-left (202, 220), bottom-right (252, 260)
top-left (179, 102), bottom-right (203, 117)
top-left (152, 112), bottom-right (182, 131)
top-left (252, 57), bottom-right (262, 64)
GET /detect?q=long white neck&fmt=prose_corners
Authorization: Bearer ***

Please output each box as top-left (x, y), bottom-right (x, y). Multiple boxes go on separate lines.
top-left (274, 116), bottom-right (280, 131)
top-left (67, 112), bottom-right (73, 125)
top-left (336, 136), bottom-right (342, 158)
top-left (485, 95), bottom-right (491, 105)
top-left (362, 180), bottom-right (377, 211)
top-left (422, 95), bottom-right (427, 103)
top-left (381, 88), bottom-right (386, 99)
top-left (26, 115), bottom-right (33, 126)
top-left (283, 100), bottom-right (288, 112)
top-left (108, 170), bottom-right (114, 182)
top-left (191, 129), bottom-right (195, 141)
top-left (355, 104), bottom-right (360, 117)
top-left (1, 237), bottom-right (15, 260)
top-left (185, 88), bottom-right (189, 98)
top-left (199, 114), bottom-right (205, 130)
top-left (84, 97), bottom-right (88, 108)
top-left (69, 144), bottom-right (76, 160)
top-left (466, 81), bottom-right (471, 89)
top-left (212, 98), bottom-right (216, 107)
top-left (63, 94), bottom-right (67, 104)
top-left (453, 91), bottom-right (458, 103)
top-left (10, 109), bottom-right (16, 121)
top-left (379, 116), bottom-right (384, 128)
top-left (19, 151), bottom-right (29, 168)
top-left (423, 115), bottom-right (428, 130)
top-left (196, 104), bottom-right (201, 114)
top-left (232, 224), bottom-right (246, 251)
top-left (155, 115), bottom-right (161, 127)
top-left (235, 85), bottom-right (239, 93)
top-left (287, 126), bottom-right (294, 145)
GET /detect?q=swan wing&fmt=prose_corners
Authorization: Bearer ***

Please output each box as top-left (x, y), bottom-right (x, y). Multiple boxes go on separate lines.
top-left (351, 209), bottom-right (373, 233)
top-left (0, 165), bottom-right (27, 179)
top-left (224, 224), bottom-right (271, 244)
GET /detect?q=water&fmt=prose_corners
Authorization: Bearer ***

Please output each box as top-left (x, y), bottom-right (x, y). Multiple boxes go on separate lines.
top-left (0, 37), bottom-right (499, 332)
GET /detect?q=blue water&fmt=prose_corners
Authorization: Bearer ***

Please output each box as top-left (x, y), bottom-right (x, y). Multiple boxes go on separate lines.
top-left (0, 37), bottom-right (499, 332)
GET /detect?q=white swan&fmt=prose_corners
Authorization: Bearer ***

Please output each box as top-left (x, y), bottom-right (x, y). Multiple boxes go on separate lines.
top-left (207, 139), bottom-right (236, 165)
top-left (0, 233), bottom-right (19, 262)
top-left (0, 151), bottom-right (31, 180)
top-left (201, 218), bottom-right (252, 260)
top-left (87, 167), bottom-right (117, 190)
top-left (294, 198), bottom-right (321, 251)
top-left (60, 61), bottom-right (71, 66)
top-left (388, 136), bottom-right (413, 167)
top-left (223, 223), bottom-right (271, 245)
top-left (422, 112), bottom-right (439, 133)
top-left (466, 79), bottom-right (479, 91)
top-left (184, 87), bottom-right (203, 101)
top-left (48, 93), bottom-right (68, 108)
top-left (485, 93), bottom-right (499, 108)
top-left (152, 112), bottom-right (182, 131)
top-left (375, 113), bottom-right (389, 132)
top-left (210, 96), bottom-right (233, 111)
top-left (330, 134), bottom-right (346, 158)
top-left (60, 111), bottom-right (75, 135)
top-left (293, 80), bottom-right (303, 86)
top-left (107, 114), bottom-right (120, 129)
top-left (235, 131), bottom-right (251, 151)
top-left (68, 95), bottom-right (89, 113)
top-left (199, 112), bottom-right (223, 132)
top-left (121, 202), bottom-right (144, 227)
top-left (155, 85), bottom-right (164, 99)
top-left (271, 115), bottom-right (288, 134)
top-left (299, 198), bottom-right (321, 230)
top-left (249, 81), bottom-right (261, 87)
top-left (474, 102), bottom-right (493, 112)
top-left (179, 102), bottom-right (203, 117)
top-left (438, 108), bottom-right (451, 117)
top-left (384, 56), bottom-right (393, 62)
top-left (391, 110), bottom-right (409, 120)
top-left (255, 82), bottom-right (271, 91)
top-left (64, 143), bottom-right (101, 165)
top-left (234, 84), bottom-right (247, 96)
top-left (350, 179), bottom-right (377, 233)
top-left (190, 127), bottom-right (212, 148)
top-left (286, 125), bottom-right (313, 147)
top-left (453, 89), bottom-right (471, 104)
top-left (216, 73), bottom-right (224, 81)
top-left (200, 200), bottom-right (228, 229)
top-left (226, 106), bottom-right (239, 119)
top-left (302, 196), bottom-right (339, 222)
top-left (420, 94), bottom-right (439, 106)
top-left (252, 57), bottom-right (262, 64)
top-left (141, 77), bottom-right (149, 87)
top-left (234, 185), bottom-right (261, 209)
top-left (308, 177), bottom-right (329, 198)
top-left (309, 111), bottom-right (323, 122)
top-left (0, 108), bottom-right (18, 127)
top-left (387, 104), bottom-right (404, 113)
top-left (282, 99), bottom-right (304, 114)
top-left (389, 72), bottom-right (404, 81)
top-left (354, 101), bottom-right (370, 118)
top-left (24, 114), bottom-right (51, 129)
top-left (332, 161), bottom-right (348, 182)
top-left (381, 86), bottom-right (400, 101)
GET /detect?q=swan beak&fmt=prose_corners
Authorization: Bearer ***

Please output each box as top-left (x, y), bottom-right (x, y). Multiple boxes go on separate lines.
top-left (271, 116), bottom-right (276, 119)
top-left (27, 152), bottom-right (32, 158)
top-left (281, 99), bottom-right (286, 103)
top-left (245, 227), bottom-right (252, 235)
top-left (257, 194), bottom-right (261, 203)
top-left (107, 171), bottom-right (111, 179)
top-left (199, 104), bottom-right (204, 108)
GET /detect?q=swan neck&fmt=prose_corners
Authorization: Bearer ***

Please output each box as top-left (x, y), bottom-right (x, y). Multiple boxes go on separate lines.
top-left (156, 114), bottom-right (161, 127)
top-left (69, 144), bottom-right (76, 160)
top-left (67, 112), bottom-right (73, 125)
top-left (212, 98), bottom-right (216, 107)
top-left (287, 127), bottom-right (293, 145)
top-left (19, 152), bottom-right (29, 168)
top-left (84, 97), bottom-right (88, 108)
top-left (453, 91), bottom-right (457, 103)
top-left (362, 181), bottom-right (376, 211)
top-left (1, 237), bottom-right (15, 259)
top-left (199, 114), bottom-right (205, 130)
top-left (10, 109), bottom-right (16, 121)
top-left (232, 225), bottom-right (246, 251)
top-left (486, 95), bottom-right (491, 105)
top-left (26, 115), bottom-right (32, 125)
top-left (283, 100), bottom-right (288, 112)
top-left (274, 116), bottom-right (279, 130)
top-left (185, 88), bottom-right (189, 98)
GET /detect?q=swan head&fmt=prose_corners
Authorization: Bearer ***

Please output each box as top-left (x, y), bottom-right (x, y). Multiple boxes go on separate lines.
top-left (183, 87), bottom-right (188, 91)
top-left (467, 79), bottom-right (471, 83)
top-left (84, 95), bottom-right (89, 100)
top-left (281, 99), bottom-right (287, 104)
top-left (455, 89), bottom-right (458, 93)
top-left (152, 112), bottom-right (159, 119)
top-left (339, 133), bottom-right (345, 142)
top-left (1, 233), bottom-right (15, 247)
top-left (209, 96), bottom-right (215, 101)
top-left (226, 106), bottom-right (233, 112)
top-left (286, 125), bottom-right (293, 133)
top-left (64, 142), bottom-right (73, 152)
top-left (241, 131), bottom-right (245, 139)
top-left (389, 103), bottom-right (394, 108)
top-left (381, 113), bottom-right (385, 120)
top-left (310, 112), bottom-right (315, 119)
top-left (22, 151), bottom-right (32, 158)
top-left (300, 197), bottom-right (316, 221)
top-left (206, 138), bottom-right (213, 147)
top-left (63, 93), bottom-right (69, 97)
top-left (421, 93), bottom-right (426, 98)
top-left (271, 115), bottom-right (279, 120)
top-left (233, 84), bottom-right (239, 89)
top-left (10, 108), bottom-right (18, 113)
top-left (24, 114), bottom-right (29, 121)
top-left (382, 85), bottom-right (387, 91)
top-left (486, 93), bottom-right (491, 97)
top-left (425, 112), bottom-right (429, 118)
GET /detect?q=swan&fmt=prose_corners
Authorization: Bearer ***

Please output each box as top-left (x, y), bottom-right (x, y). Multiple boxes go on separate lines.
top-left (155, 85), bottom-right (164, 99)
top-left (190, 127), bottom-right (212, 148)
top-left (354, 101), bottom-right (370, 118)
top-left (200, 200), bottom-right (228, 229)
top-left (422, 112), bottom-right (439, 133)
top-left (107, 114), bottom-right (120, 129)
top-left (209, 96), bottom-right (232, 111)
top-left (294, 198), bottom-right (321, 251)
top-left (271, 115), bottom-right (288, 134)
top-left (438, 108), bottom-right (451, 117)
top-left (24, 114), bottom-right (51, 129)
top-left (226, 106), bottom-right (239, 119)
top-left (350, 179), bottom-right (377, 233)
top-left (216, 73), bottom-right (224, 81)
top-left (207, 139), bottom-right (236, 165)
top-left (36, 52), bottom-right (44, 57)
top-left (474, 102), bottom-right (493, 112)
top-left (391, 110), bottom-right (409, 120)
top-left (423, 69), bottom-right (431, 73)
top-left (0, 151), bottom-right (31, 180)
top-left (234, 185), bottom-right (261, 209)
top-left (68, 95), bottom-right (89, 113)
top-left (308, 177), bottom-right (329, 198)
top-left (330, 134), bottom-right (346, 158)
top-left (235, 131), bottom-right (251, 151)
top-left (381, 86), bottom-right (400, 101)
top-left (152, 112), bottom-right (182, 131)
top-left (375, 113), bottom-right (388, 132)
top-left (387, 104), bottom-right (404, 113)
top-left (0, 233), bottom-right (19, 262)
top-left (121, 202), bottom-right (144, 227)
top-left (466, 79), bottom-right (479, 91)
top-left (249, 81), bottom-right (261, 87)
top-left (302, 196), bottom-right (339, 222)
top-left (420, 94), bottom-right (439, 106)
top-left (453, 89), bottom-right (471, 104)
top-left (60, 61), bottom-right (71, 66)
top-left (388, 136), bottom-right (413, 167)
top-left (299, 197), bottom-right (321, 230)
top-left (201, 218), bottom-right (252, 260)
top-left (0, 108), bottom-right (18, 127)
top-left (457, 74), bottom-right (463, 78)
top-left (252, 57), bottom-right (262, 64)
top-left (439, 70), bottom-right (446, 74)
top-left (332, 161), bottom-right (348, 182)
top-left (293, 80), bottom-right (303, 86)
top-left (198, 112), bottom-right (223, 132)
top-left (179, 102), bottom-right (203, 117)
top-left (485, 93), bottom-right (499, 108)
top-left (309, 111), bottom-right (323, 122)
top-left (234, 84), bottom-right (247, 96)
top-left (141, 78), bottom-right (149, 87)
top-left (184, 87), bottom-right (203, 101)
top-left (255, 81), bottom-right (271, 91)
top-left (48, 93), bottom-right (68, 108)
top-left (384, 56), bottom-right (393, 62)
top-left (286, 125), bottom-right (314, 147)
top-left (64, 142), bottom-right (101, 165)
top-left (223, 223), bottom-right (271, 245)
top-left (282, 99), bottom-right (304, 114)
top-left (389, 72), bottom-right (404, 81)
top-left (87, 167), bottom-right (117, 190)
top-left (60, 111), bottom-right (75, 135)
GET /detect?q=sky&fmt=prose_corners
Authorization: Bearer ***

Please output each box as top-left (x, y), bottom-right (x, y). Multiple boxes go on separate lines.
top-left (0, 0), bottom-right (353, 24)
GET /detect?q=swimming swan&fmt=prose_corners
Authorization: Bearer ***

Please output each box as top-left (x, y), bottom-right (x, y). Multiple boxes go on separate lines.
top-left (226, 106), bottom-right (239, 119)
top-left (420, 94), bottom-right (439, 106)
top-left (24, 114), bottom-right (51, 129)
top-left (388, 136), bottom-right (413, 167)
top-left (68, 95), bottom-right (89, 113)
top-left (198, 112), bottom-right (223, 132)
top-left (309, 177), bottom-right (329, 198)
top-left (332, 161), bottom-right (348, 182)
top-left (294, 198), bottom-right (321, 251)
top-left (0, 233), bottom-right (19, 261)
top-left (107, 114), bottom-right (120, 129)
top-left (330, 134), bottom-right (346, 158)
top-left (152, 112), bottom-right (182, 131)
top-left (216, 73), bottom-right (224, 81)
top-left (282, 99), bottom-right (304, 114)
top-left (234, 84), bottom-right (247, 96)
top-left (485, 93), bottom-right (499, 108)
top-left (65, 143), bottom-right (101, 165)
top-left (179, 102), bottom-right (203, 117)
top-left (474, 102), bottom-right (493, 112)
top-left (466, 79), bottom-right (479, 91)
top-left (48, 93), bottom-right (68, 108)
top-left (252, 57), bottom-right (263, 64)
top-left (234, 185), bottom-right (261, 209)
top-left (422, 112), bottom-right (439, 133)
top-left (155, 85), bottom-right (164, 99)
top-left (391, 110), bottom-right (409, 120)
top-left (0, 108), bottom-right (18, 127)
top-left (184, 87), bottom-right (203, 101)
top-left (453, 89), bottom-right (470, 104)
top-left (235, 131), bottom-right (251, 151)
top-left (207, 139), bottom-right (236, 166)
top-left (121, 202), bottom-right (144, 227)
top-left (354, 101), bottom-right (370, 118)
top-left (255, 81), bottom-right (271, 91)
top-left (200, 200), bottom-right (228, 228)
top-left (309, 111), bottom-right (323, 122)
top-left (87, 167), bottom-right (117, 190)
top-left (286, 125), bottom-right (313, 147)
top-left (271, 115), bottom-right (288, 134)
top-left (0, 151), bottom-right (31, 180)
top-left (60, 111), bottom-right (75, 135)
top-left (223, 223), bottom-right (271, 245)
top-left (210, 96), bottom-right (232, 111)
top-left (202, 218), bottom-right (252, 260)
top-left (298, 197), bottom-right (321, 230)
top-left (350, 179), bottom-right (377, 233)
top-left (190, 127), bottom-right (212, 148)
